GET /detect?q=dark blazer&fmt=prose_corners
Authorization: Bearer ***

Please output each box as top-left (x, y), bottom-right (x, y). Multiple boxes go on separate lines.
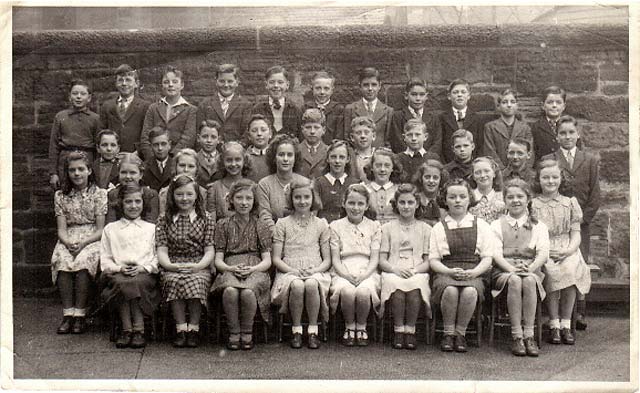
top-left (437, 108), bottom-right (490, 164)
top-left (389, 107), bottom-right (442, 158)
top-left (92, 159), bottom-right (119, 190)
top-left (251, 99), bottom-right (303, 140)
top-left (482, 117), bottom-right (533, 170)
top-left (304, 100), bottom-right (345, 143)
top-left (542, 150), bottom-right (600, 224)
top-left (196, 94), bottom-right (252, 143)
top-left (296, 141), bottom-right (329, 180)
top-left (100, 95), bottom-right (151, 153)
top-left (195, 150), bottom-right (220, 188)
top-left (531, 118), bottom-right (583, 162)
top-left (139, 99), bottom-right (198, 161)
top-left (142, 156), bottom-right (175, 192)
top-left (396, 150), bottom-right (441, 183)
top-left (343, 99), bottom-right (394, 149)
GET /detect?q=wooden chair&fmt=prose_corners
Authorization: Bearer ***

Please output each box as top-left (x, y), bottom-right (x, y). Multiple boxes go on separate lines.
top-left (488, 288), bottom-right (543, 346)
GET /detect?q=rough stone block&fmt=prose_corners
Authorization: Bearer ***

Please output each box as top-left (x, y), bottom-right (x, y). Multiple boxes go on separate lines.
top-left (600, 60), bottom-right (629, 82)
top-left (608, 210), bottom-right (630, 258)
top-left (599, 181), bottom-right (629, 208)
top-left (601, 82), bottom-right (628, 95)
top-left (591, 256), bottom-right (630, 279)
top-left (13, 190), bottom-right (31, 211)
top-left (23, 228), bottom-right (58, 265)
top-left (590, 211), bottom-right (609, 238)
top-left (13, 103), bottom-right (34, 126)
top-left (579, 122), bottom-right (628, 149)
top-left (13, 125), bottom-right (51, 155)
top-left (598, 150), bottom-right (630, 183)
top-left (13, 241), bottom-right (25, 265)
top-left (12, 264), bottom-right (53, 293)
top-left (566, 95), bottom-right (628, 122)
top-left (14, 210), bottom-right (56, 231)
top-left (32, 70), bottom-right (74, 102)
top-left (13, 71), bottom-right (34, 100)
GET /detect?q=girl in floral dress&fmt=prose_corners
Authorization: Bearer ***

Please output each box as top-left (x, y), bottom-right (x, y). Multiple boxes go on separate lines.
top-left (156, 174), bottom-right (215, 348)
top-left (51, 151), bottom-right (108, 334)
top-left (211, 179), bottom-right (272, 350)
top-left (469, 156), bottom-right (505, 223)
top-left (271, 179), bottom-right (331, 349)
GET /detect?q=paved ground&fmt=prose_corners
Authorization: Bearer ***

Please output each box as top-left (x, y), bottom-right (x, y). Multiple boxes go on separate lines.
top-left (11, 297), bottom-right (631, 382)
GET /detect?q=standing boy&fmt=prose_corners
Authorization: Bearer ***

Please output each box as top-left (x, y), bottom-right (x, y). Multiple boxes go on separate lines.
top-left (389, 77), bottom-right (441, 159)
top-left (395, 119), bottom-right (440, 182)
top-left (296, 108), bottom-right (329, 179)
top-left (542, 115), bottom-right (600, 331)
top-left (196, 64), bottom-right (251, 143)
top-left (100, 64), bottom-right (151, 154)
top-left (251, 65), bottom-right (302, 140)
top-left (483, 88), bottom-right (533, 170)
top-left (343, 67), bottom-right (393, 149)
top-left (93, 129), bottom-right (121, 190)
top-left (443, 129), bottom-right (475, 182)
top-left (304, 71), bottom-right (344, 144)
top-left (437, 79), bottom-right (487, 164)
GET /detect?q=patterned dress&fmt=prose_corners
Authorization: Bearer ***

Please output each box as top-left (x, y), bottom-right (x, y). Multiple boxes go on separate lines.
top-left (469, 188), bottom-right (505, 224)
top-left (328, 217), bottom-right (382, 315)
top-left (155, 211), bottom-right (215, 306)
top-left (211, 214), bottom-right (272, 323)
top-left (51, 185), bottom-right (108, 283)
top-left (270, 216), bottom-right (331, 322)
top-left (379, 220), bottom-right (432, 317)
top-left (531, 195), bottom-right (591, 295)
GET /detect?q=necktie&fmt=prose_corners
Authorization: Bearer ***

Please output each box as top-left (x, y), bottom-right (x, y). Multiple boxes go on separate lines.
top-left (549, 119), bottom-right (557, 133)
top-left (317, 103), bottom-right (326, 112)
top-left (221, 98), bottom-right (229, 117)
top-left (456, 110), bottom-right (464, 121)
top-left (566, 153), bottom-right (574, 169)
top-left (366, 102), bottom-right (374, 116)
top-left (273, 100), bottom-right (282, 110)
top-left (118, 100), bottom-right (126, 119)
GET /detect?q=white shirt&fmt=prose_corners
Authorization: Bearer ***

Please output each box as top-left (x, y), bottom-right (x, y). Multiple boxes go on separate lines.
top-left (100, 218), bottom-right (158, 274)
top-left (172, 209), bottom-right (198, 223)
top-left (560, 147), bottom-right (577, 162)
top-left (404, 147), bottom-right (428, 158)
top-left (219, 93), bottom-right (234, 103)
top-left (368, 181), bottom-right (393, 191)
top-left (453, 107), bottom-right (467, 121)
top-left (429, 213), bottom-right (495, 259)
top-left (117, 95), bottom-right (134, 110)
top-left (248, 146), bottom-right (268, 156)
top-left (161, 96), bottom-right (189, 108)
top-left (156, 157), bottom-right (168, 171)
top-left (490, 215), bottom-right (550, 259)
top-left (408, 106), bottom-right (423, 119)
top-left (363, 98), bottom-right (378, 113)
top-left (324, 172), bottom-right (348, 186)
top-left (269, 97), bottom-right (285, 131)
top-left (473, 188), bottom-right (499, 203)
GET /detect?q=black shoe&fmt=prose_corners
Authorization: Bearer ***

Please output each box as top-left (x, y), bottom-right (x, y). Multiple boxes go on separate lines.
top-left (393, 332), bottom-right (404, 349)
top-left (115, 331), bottom-right (133, 348)
top-left (511, 338), bottom-right (526, 356)
top-left (130, 331), bottom-right (146, 348)
top-left (57, 316), bottom-right (73, 334)
top-left (240, 336), bottom-right (254, 350)
top-left (454, 335), bottom-right (467, 352)
top-left (356, 330), bottom-right (369, 347)
top-left (404, 333), bottom-right (417, 350)
top-left (308, 333), bottom-right (320, 349)
top-left (576, 319), bottom-right (588, 331)
top-left (342, 330), bottom-right (355, 347)
top-left (290, 332), bottom-right (302, 349)
top-left (186, 331), bottom-right (199, 348)
top-left (524, 337), bottom-right (539, 357)
top-left (71, 317), bottom-right (85, 334)
top-left (561, 328), bottom-right (575, 345)
top-left (173, 331), bottom-right (187, 348)
top-left (440, 334), bottom-right (454, 352)
top-left (549, 328), bottom-right (561, 344)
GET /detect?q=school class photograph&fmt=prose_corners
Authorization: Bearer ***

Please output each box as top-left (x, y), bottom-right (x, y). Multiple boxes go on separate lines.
top-left (5, 4), bottom-right (636, 393)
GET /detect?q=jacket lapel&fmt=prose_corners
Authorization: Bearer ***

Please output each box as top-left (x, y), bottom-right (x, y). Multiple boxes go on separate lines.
top-left (155, 101), bottom-right (168, 123)
top-left (371, 101), bottom-right (387, 123)
top-left (493, 119), bottom-right (510, 140)
top-left (572, 150), bottom-right (586, 172)
top-left (121, 97), bottom-right (138, 123)
top-left (211, 96), bottom-right (226, 120)
top-left (443, 109), bottom-right (459, 131)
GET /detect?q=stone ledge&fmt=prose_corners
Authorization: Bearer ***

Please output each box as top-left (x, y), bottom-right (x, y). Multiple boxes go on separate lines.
top-left (13, 24), bottom-right (628, 56)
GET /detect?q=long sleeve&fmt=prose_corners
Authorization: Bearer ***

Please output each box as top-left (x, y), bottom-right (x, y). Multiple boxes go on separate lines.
top-left (173, 105), bottom-right (198, 153)
top-left (583, 157), bottom-right (601, 223)
top-left (139, 106), bottom-right (156, 161)
top-left (482, 122), bottom-right (505, 170)
top-left (257, 178), bottom-right (276, 232)
top-left (389, 110), bottom-right (404, 153)
top-left (48, 113), bottom-right (62, 173)
top-left (143, 188), bottom-right (160, 224)
top-left (425, 114), bottom-right (443, 161)
top-left (100, 224), bottom-right (119, 274)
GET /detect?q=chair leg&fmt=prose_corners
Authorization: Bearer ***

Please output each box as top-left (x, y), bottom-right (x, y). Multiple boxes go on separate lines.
top-left (536, 298), bottom-right (543, 347)
top-left (489, 296), bottom-right (496, 344)
top-left (476, 299), bottom-right (483, 348)
top-left (278, 313), bottom-right (284, 343)
top-left (430, 307), bottom-right (437, 346)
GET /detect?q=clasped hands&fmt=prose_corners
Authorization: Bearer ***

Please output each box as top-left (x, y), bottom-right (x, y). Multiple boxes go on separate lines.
top-left (451, 267), bottom-right (476, 281)
top-left (230, 264), bottom-right (255, 279)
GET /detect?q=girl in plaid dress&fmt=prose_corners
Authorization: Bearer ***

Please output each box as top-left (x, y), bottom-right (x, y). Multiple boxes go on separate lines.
top-left (156, 174), bottom-right (215, 348)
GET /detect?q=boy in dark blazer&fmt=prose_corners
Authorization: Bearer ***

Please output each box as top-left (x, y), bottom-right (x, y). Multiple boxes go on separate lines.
top-left (395, 119), bottom-right (440, 182)
top-left (304, 71), bottom-right (344, 144)
top-left (100, 64), bottom-right (151, 154)
top-left (142, 127), bottom-right (175, 192)
top-left (542, 115), bottom-right (599, 331)
top-left (196, 63), bottom-right (251, 144)
top-left (343, 67), bottom-right (393, 149)
top-left (483, 88), bottom-right (533, 170)
top-left (296, 108), bottom-right (329, 179)
top-left (437, 78), bottom-right (489, 164)
top-left (389, 77), bottom-right (441, 159)
top-left (93, 129), bottom-right (121, 190)
top-left (251, 65), bottom-right (302, 140)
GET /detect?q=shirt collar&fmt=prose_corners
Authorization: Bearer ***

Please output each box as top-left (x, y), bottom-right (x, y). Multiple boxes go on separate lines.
top-left (70, 107), bottom-right (89, 114)
top-left (408, 106), bottom-right (423, 118)
top-left (121, 217), bottom-right (144, 228)
top-left (117, 95), bottom-right (134, 105)
top-left (269, 97), bottom-right (285, 108)
top-left (370, 181), bottom-right (393, 191)
top-left (453, 107), bottom-right (467, 118)
top-left (161, 96), bottom-right (189, 107)
top-left (219, 93), bottom-right (234, 102)
top-left (560, 146), bottom-right (577, 158)
top-left (444, 213), bottom-right (475, 225)
top-left (316, 99), bottom-right (330, 107)
top-left (505, 214), bottom-right (528, 228)
top-left (473, 188), bottom-right (496, 201)
top-left (303, 140), bottom-right (321, 151)
top-left (156, 157), bottom-right (168, 166)
top-left (69, 186), bottom-right (91, 197)
top-left (172, 210), bottom-right (198, 223)
top-left (324, 172), bottom-right (347, 186)
top-left (363, 98), bottom-right (378, 110)
top-left (248, 146), bottom-right (268, 155)
top-left (404, 147), bottom-right (427, 157)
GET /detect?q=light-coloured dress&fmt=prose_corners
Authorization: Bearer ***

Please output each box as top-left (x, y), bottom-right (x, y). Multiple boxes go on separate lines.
top-left (362, 181), bottom-right (398, 225)
top-left (51, 185), bottom-right (108, 283)
top-left (328, 217), bottom-right (382, 315)
top-left (469, 188), bottom-right (505, 224)
top-left (490, 215), bottom-right (549, 300)
top-left (270, 215), bottom-right (331, 322)
top-left (531, 195), bottom-right (591, 295)
top-left (379, 220), bottom-right (432, 317)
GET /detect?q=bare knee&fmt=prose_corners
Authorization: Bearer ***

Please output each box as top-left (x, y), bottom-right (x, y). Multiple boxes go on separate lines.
top-left (355, 287), bottom-right (370, 301)
top-left (304, 279), bottom-right (319, 293)
top-left (508, 275), bottom-right (522, 290)
top-left (223, 287), bottom-right (239, 299)
top-left (443, 286), bottom-right (459, 300)
top-left (240, 289), bottom-right (256, 302)
top-left (342, 286), bottom-right (356, 300)
top-left (521, 276), bottom-right (536, 290)
top-left (290, 279), bottom-right (305, 295)
top-left (460, 286), bottom-right (478, 301)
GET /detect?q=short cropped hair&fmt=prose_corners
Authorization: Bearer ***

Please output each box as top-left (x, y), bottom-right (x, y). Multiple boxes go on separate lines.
top-left (96, 129), bottom-right (120, 145)
top-left (350, 116), bottom-right (375, 132)
top-left (301, 108), bottom-right (325, 126)
top-left (358, 67), bottom-right (380, 83)
top-left (215, 64), bottom-right (240, 79)
top-left (323, 139), bottom-right (352, 175)
top-left (162, 65), bottom-right (183, 80)
top-left (405, 77), bottom-right (427, 92)
top-left (447, 78), bottom-right (470, 93)
top-left (508, 138), bottom-right (532, 153)
top-left (265, 65), bottom-right (288, 81)
top-left (556, 114), bottom-right (578, 129)
top-left (311, 71), bottom-right (335, 86)
top-left (403, 118), bottom-right (427, 134)
top-left (148, 126), bottom-right (169, 142)
top-left (115, 64), bottom-right (138, 81)
top-left (69, 78), bottom-right (92, 95)
top-left (542, 86), bottom-right (566, 103)
top-left (199, 119), bottom-right (222, 135)
top-left (497, 88), bottom-right (518, 103)
top-left (452, 129), bottom-right (474, 143)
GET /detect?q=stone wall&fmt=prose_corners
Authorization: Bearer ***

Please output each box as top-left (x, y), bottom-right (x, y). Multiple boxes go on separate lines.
top-left (12, 25), bottom-right (630, 292)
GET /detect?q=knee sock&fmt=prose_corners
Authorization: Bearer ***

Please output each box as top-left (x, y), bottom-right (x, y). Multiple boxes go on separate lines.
top-left (73, 308), bottom-right (87, 317)
top-left (176, 323), bottom-right (188, 333)
top-left (523, 326), bottom-right (535, 339)
top-left (63, 308), bottom-right (75, 317)
top-left (549, 319), bottom-right (560, 329)
top-left (393, 325), bottom-right (405, 333)
top-left (345, 322), bottom-right (356, 331)
top-left (404, 325), bottom-right (416, 334)
top-left (292, 325), bottom-right (303, 334)
top-left (355, 323), bottom-right (366, 331)
top-left (307, 325), bottom-right (318, 335)
top-left (443, 324), bottom-right (455, 336)
top-left (132, 321), bottom-right (145, 333)
top-left (187, 323), bottom-right (199, 332)
top-left (511, 325), bottom-right (523, 339)
top-left (454, 324), bottom-right (467, 337)
top-left (560, 319), bottom-right (571, 330)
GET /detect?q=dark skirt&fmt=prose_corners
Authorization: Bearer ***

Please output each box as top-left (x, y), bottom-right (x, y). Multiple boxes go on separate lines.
top-left (431, 260), bottom-right (487, 307)
top-left (100, 272), bottom-right (160, 317)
